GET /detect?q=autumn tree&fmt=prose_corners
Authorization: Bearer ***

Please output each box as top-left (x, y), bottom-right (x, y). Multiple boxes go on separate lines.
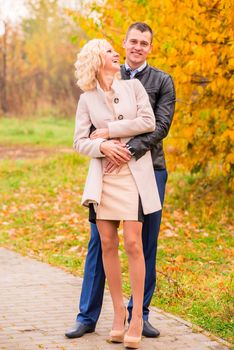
top-left (0, 20), bottom-right (8, 112)
top-left (0, 0), bottom-right (84, 115)
top-left (71, 0), bottom-right (234, 182)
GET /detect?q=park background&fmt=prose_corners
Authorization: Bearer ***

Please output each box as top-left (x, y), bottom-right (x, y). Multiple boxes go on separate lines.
top-left (0, 0), bottom-right (233, 345)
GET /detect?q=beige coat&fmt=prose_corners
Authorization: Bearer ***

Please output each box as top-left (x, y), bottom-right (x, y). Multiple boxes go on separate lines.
top-left (74, 78), bottom-right (161, 214)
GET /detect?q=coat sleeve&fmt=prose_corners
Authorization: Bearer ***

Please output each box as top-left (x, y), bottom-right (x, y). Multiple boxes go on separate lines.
top-left (107, 79), bottom-right (155, 138)
top-left (73, 94), bottom-right (105, 158)
top-left (126, 74), bottom-right (176, 160)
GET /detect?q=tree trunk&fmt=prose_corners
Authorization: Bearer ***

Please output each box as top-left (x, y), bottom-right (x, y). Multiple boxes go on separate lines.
top-left (1, 22), bottom-right (8, 113)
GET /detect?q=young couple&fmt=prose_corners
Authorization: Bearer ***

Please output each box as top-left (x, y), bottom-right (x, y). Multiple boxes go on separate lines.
top-left (66, 22), bottom-right (176, 349)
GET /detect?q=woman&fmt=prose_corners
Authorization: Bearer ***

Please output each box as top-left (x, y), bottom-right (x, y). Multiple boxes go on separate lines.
top-left (74, 39), bottom-right (161, 349)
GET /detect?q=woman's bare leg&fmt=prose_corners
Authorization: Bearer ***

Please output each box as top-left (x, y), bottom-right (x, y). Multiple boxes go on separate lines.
top-left (123, 221), bottom-right (145, 337)
top-left (96, 220), bottom-right (125, 330)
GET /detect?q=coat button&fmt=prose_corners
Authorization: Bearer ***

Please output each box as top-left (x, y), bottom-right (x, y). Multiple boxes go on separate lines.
top-left (114, 98), bottom-right (119, 103)
top-left (118, 115), bottom-right (124, 120)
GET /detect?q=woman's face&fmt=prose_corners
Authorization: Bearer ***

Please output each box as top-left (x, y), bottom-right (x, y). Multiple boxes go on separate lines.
top-left (102, 43), bottom-right (120, 73)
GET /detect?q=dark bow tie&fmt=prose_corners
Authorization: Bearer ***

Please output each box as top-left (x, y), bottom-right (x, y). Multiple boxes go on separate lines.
top-left (125, 67), bottom-right (132, 79)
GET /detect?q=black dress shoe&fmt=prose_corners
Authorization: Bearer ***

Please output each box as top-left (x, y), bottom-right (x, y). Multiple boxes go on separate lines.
top-left (65, 321), bottom-right (96, 338)
top-left (142, 320), bottom-right (160, 338)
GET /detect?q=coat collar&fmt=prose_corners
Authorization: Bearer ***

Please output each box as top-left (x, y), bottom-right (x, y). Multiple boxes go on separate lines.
top-left (120, 63), bottom-right (149, 79)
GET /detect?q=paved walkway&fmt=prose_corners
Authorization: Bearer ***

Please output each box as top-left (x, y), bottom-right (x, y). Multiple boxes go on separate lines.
top-left (0, 248), bottom-right (231, 350)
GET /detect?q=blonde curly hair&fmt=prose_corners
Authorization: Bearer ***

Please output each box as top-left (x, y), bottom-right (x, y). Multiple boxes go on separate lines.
top-left (75, 39), bottom-right (115, 91)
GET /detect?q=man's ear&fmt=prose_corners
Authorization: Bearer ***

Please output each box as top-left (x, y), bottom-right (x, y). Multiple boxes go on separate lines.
top-left (122, 38), bottom-right (126, 48)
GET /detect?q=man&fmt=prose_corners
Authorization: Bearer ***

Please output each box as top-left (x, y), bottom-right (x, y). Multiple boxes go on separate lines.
top-left (66, 22), bottom-right (176, 339)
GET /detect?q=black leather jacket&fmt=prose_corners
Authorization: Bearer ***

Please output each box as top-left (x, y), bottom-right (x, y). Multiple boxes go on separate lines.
top-left (121, 64), bottom-right (176, 170)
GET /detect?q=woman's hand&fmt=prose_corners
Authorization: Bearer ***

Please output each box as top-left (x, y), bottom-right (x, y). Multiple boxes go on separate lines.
top-left (100, 140), bottom-right (132, 165)
top-left (90, 128), bottom-right (109, 139)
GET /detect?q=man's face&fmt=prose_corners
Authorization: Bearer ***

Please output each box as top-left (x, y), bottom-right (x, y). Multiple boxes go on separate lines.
top-left (123, 29), bottom-right (152, 69)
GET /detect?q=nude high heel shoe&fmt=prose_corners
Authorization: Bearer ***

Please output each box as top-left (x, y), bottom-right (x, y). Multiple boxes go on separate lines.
top-left (124, 319), bottom-right (143, 349)
top-left (109, 328), bottom-right (125, 343)
top-left (109, 307), bottom-right (127, 343)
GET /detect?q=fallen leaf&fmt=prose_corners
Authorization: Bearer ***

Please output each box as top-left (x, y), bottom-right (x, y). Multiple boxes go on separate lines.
top-left (175, 255), bottom-right (186, 263)
top-left (163, 229), bottom-right (178, 237)
top-left (48, 235), bottom-right (66, 243)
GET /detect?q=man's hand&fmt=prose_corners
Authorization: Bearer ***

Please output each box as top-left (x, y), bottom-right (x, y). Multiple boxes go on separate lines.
top-left (100, 140), bottom-right (132, 165)
top-left (104, 160), bottom-right (126, 174)
top-left (90, 128), bottom-right (109, 139)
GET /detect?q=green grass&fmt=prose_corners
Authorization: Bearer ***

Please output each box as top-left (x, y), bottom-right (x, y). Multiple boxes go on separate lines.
top-left (0, 116), bottom-right (74, 147)
top-left (0, 116), bottom-right (233, 345)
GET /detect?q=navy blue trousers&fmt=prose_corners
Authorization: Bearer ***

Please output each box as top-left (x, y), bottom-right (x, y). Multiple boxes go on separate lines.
top-left (77, 169), bottom-right (168, 325)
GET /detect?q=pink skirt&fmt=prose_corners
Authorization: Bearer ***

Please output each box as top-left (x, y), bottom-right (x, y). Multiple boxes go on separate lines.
top-left (95, 164), bottom-right (143, 222)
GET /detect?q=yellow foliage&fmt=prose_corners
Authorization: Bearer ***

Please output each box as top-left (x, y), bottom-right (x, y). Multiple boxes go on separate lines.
top-left (0, 0), bottom-right (82, 115)
top-left (71, 0), bottom-right (234, 182)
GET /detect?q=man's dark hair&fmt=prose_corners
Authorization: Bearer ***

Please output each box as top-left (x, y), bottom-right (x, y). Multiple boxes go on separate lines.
top-left (126, 22), bottom-right (153, 42)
